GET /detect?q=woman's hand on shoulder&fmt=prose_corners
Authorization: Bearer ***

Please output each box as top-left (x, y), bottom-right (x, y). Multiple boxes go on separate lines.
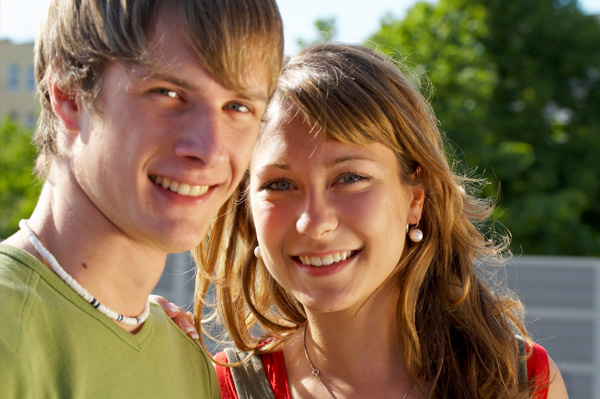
top-left (547, 355), bottom-right (569, 399)
top-left (149, 295), bottom-right (199, 340)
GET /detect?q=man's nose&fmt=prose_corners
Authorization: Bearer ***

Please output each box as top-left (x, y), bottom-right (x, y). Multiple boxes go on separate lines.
top-left (174, 111), bottom-right (228, 166)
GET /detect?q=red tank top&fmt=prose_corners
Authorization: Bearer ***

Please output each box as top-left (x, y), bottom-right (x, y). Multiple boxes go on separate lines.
top-left (216, 342), bottom-right (550, 399)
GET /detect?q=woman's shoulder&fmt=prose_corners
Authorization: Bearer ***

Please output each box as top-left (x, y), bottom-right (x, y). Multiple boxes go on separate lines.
top-left (259, 350), bottom-right (290, 398)
top-left (525, 341), bottom-right (568, 399)
top-left (215, 348), bottom-right (290, 399)
top-left (526, 341), bottom-right (549, 382)
top-left (214, 347), bottom-right (285, 365)
top-left (214, 350), bottom-right (238, 399)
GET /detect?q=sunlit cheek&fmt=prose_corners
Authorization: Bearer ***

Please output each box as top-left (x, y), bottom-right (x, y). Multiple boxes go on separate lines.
top-left (233, 125), bottom-right (260, 159)
top-left (344, 191), bottom-right (407, 245)
top-left (341, 191), bottom-right (389, 225)
top-left (250, 200), bottom-right (295, 287)
top-left (251, 199), bottom-right (289, 243)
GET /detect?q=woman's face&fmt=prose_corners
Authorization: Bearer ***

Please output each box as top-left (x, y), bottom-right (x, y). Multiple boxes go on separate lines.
top-left (249, 116), bottom-right (424, 314)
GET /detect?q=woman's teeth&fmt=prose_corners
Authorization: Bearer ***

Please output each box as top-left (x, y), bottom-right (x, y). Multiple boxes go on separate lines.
top-left (150, 175), bottom-right (208, 197)
top-left (299, 251), bottom-right (354, 267)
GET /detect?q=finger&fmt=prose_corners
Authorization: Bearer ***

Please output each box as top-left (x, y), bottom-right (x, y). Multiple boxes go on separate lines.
top-left (149, 295), bottom-right (180, 317)
top-left (168, 312), bottom-right (196, 338)
top-left (181, 318), bottom-right (200, 340)
top-left (149, 294), bottom-right (168, 306)
top-left (186, 311), bottom-right (196, 327)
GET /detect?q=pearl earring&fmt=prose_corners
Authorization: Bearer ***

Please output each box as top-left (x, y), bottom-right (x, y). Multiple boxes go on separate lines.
top-left (254, 246), bottom-right (261, 258)
top-left (408, 222), bottom-right (423, 243)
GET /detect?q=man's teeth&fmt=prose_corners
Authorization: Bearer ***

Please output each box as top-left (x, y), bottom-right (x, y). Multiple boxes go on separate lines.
top-left (151, 175), bottom-right (208, 197)
top-left (299, 251), bottom-right (354, 267)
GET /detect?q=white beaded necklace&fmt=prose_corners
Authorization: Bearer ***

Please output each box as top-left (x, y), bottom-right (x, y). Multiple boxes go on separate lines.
top-left (19, 219), bottom-right (150, 326)
top-left (303, 324), bottom-right (410, 399)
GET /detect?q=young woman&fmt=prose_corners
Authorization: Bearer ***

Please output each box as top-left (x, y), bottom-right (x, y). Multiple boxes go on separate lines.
top-left (189, 43), bottom-right (568, 399)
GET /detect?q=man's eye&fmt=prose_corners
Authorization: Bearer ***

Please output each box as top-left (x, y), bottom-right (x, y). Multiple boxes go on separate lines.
top-left (153, 88), bottom-right (180, 99)
top-left (225, 103), bottom-right (251, 113)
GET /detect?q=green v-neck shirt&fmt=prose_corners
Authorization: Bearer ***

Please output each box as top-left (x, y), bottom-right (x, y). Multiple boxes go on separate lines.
top-left (0, 244), bottom-right (220, 398)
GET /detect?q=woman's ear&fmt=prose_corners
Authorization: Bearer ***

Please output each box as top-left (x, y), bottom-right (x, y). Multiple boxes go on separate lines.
top-left (407, 184), bottom-right (426, 225)
top-left (48, 79), bottom-right (81, 133)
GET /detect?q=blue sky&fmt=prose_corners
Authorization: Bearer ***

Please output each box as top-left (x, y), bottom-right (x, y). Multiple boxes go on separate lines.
top-left (2, 0), bottom-right (600, 54)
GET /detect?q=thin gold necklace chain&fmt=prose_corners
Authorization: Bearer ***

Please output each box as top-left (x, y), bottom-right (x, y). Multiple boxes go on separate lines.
top-left (302, 324), bottom-right (410, 399)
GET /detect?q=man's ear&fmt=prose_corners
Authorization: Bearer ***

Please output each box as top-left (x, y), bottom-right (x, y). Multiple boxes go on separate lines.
top-left (48, 80), bottom-right (81, 133)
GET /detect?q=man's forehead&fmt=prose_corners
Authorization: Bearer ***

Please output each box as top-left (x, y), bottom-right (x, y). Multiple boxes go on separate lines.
top-left (142, 18), bottom-right (271, 102)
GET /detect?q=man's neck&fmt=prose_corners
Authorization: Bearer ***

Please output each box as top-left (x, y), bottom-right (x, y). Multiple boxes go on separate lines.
top-left (5, 183), bottom-right (168, 332)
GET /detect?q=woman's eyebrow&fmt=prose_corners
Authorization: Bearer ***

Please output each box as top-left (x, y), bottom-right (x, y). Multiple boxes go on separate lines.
top-left (326, 155), bottom-right (375, 168)
top-left (260, 162), bottom-right (291, 171)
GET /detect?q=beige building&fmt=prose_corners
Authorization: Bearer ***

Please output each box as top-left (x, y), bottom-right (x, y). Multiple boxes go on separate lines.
top-left (0, 40), bottom-right (38, 128)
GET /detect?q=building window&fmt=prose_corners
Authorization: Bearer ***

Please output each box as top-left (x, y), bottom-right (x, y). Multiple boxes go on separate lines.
top-left (26, 65), bottom-right (35, 93)
top-left (7, 64), bottom-right (20, 92)
top-left (8, 111), bottom-right (19, 121)
top-left (26, 113), bottom-right (37, 129)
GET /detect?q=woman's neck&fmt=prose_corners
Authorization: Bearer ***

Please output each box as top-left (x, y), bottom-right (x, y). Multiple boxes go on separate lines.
top-left (284, 283), bottom-right (416, 399)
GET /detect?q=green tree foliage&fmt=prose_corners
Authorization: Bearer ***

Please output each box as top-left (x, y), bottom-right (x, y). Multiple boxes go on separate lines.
top-left (0, 117), bottom-right (41, 239)
top-left (368, 0), bottom-right (600, 255)
top-left (296, 17), bottom-right (338, 48)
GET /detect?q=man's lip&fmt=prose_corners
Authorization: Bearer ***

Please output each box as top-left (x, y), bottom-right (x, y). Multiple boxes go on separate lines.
top-left (149, 174), bottom-right (210, 197)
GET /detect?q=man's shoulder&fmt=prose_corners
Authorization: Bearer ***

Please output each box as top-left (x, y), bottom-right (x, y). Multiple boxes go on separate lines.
top-left (148, 302), bottom-right (204, 351)
top-left (147, 303), bottom-right (217, 368)
top-left (0, 243), bottom-right (40, 274)
top-left (0, 245), bottom-right (43, 351)
top-left (0, 244), bottom-right (42, 304)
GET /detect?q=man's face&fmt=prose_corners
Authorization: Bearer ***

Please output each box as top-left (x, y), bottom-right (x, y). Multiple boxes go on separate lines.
top-left (65, 18), bottom-right (269, 253)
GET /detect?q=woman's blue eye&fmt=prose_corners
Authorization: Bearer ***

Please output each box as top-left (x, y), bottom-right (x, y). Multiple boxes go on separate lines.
top-left (342, 174), bottom-right (361, 183)
top-left (338, 173), bottom-right (369, 185)
top-left (262, 179), bottom-right (293, 191)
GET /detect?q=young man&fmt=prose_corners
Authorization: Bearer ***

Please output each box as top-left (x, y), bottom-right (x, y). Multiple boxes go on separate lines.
top-left (0, 0), bottom-right (283, 397)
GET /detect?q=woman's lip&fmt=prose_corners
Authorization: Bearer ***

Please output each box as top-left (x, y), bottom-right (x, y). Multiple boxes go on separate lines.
top-left (295, 250), bottom-right (358, 267)
top-left (293, 250), bottom-right (360, 277)
top-left (296, 257), bottom-right (352, 277)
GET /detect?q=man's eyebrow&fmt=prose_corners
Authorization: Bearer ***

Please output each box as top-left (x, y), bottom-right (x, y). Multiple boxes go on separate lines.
top-left (132, 68), bottom-right (198, 91)
top-left (240, 88), bottom-right (269, 103)
top-left (131, 65), bottom-right (268, 102)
